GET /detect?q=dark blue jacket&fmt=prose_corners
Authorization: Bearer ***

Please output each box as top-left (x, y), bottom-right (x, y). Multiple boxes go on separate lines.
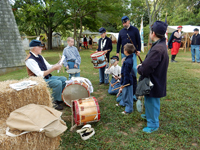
top-left (191, 33), bottom-right (200, 45)
top-left (97, 36), bottom-right (112, 62)
top-left (120, 54), bottom-right (134, 86)
top-left (137, 38), bottom-right (169, 98)
top-left (168, 30), bottom-right (182, 49)
top-left (117, 26), bottom-right (141, 54)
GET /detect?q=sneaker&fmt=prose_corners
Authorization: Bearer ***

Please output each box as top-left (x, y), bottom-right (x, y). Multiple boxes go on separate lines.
top-left (143, 127), bottom-right (158, 133)
top-left (121, 111), bottom-right (129, 115)
top-left (116, 104), bottom-right (119, 107)
top-left (53, 102), bottom-right (63, 110)
top-left (141, 114), bottom-right (146, 120)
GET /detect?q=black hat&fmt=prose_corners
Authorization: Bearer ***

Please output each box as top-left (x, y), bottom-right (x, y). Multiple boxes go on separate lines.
top-left (99, 27), bottom-right (106, 34)
top-left (111, 56), bottom-right (119, 61)
top-left (194, 28), bottom-right (199, 31)
top-left (151, 21), bottom-right (168, 36)
top-left (29, 40), bottom-right (44, 47)
top-left (121, 16), bottom-right (129, 23)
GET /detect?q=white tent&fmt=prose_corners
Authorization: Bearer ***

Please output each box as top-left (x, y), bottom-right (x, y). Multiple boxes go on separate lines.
top-left (82, 30), bottom-right (99, 35)
top-left (168, 25), bottom-right (200, 33)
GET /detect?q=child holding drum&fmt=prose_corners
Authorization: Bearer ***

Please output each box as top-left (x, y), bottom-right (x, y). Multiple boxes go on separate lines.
top-left (116, 43), bottom-right (136, 115)
top-left (97, 27), bottom-right (112, 85)
top-left (63, 37), bottom-right (81, 79)
top-left (105, 56), bottom-right (121, 95)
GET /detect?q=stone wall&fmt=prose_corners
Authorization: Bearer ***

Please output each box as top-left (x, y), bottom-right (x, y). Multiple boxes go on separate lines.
top-left (0, 0), bottom-right (26, 75)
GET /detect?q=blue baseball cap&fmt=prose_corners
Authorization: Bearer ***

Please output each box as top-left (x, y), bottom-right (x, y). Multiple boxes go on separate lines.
top-left (99, 27), bottom-right (106, 34)
top-left (194, 28), bottom-right (199, 31)
top-left (29, 40), bottom-right (44, 47)
top-left (121, 16), bottom-right (129, 23)
top-left (151, 21), bottom-right (168, 36)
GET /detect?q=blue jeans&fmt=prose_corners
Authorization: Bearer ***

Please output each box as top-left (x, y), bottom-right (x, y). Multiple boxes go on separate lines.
top-left (99, 64), bottom-right (109, 84)
top-left (67, 61), bottom-right (80, 79)
top-left (144, 96), bottom-right (160, 128)
top-left (118, 85), bottom-right (133, 113)
top-left (44, 76), bottom-right (67, 102)
top-left (108, 77), bottom-right (120, 95)
top-left (121, 53), bottom-right (137, 76)
top-left (191, 45), bottom-right (200, 62)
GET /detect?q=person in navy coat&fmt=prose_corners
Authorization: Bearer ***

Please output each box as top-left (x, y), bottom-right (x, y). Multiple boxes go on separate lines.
top-left (97, 27), bottom-right (113, 85)
top-left (137, 21), bottom-right (169, 133)
top-left (117, 16), bottom-right (141, 76)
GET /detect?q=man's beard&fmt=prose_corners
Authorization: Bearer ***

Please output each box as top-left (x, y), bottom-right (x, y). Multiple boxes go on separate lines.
top-left (123, 25), bottom-right (129, 29)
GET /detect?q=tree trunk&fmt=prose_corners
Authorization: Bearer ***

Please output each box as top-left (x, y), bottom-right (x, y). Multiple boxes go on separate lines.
top-left (48, 26), bottom-right (53, 50)
top-left (77, 17), bottom-right (83, 51)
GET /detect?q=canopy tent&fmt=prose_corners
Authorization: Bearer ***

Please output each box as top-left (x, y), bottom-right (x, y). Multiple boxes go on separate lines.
top-left (81, 30), bottom-right (119, 44)
top-left (168, 25), bottom-right (200, 33)
top-left (167, 25), bottom-right (200, 52)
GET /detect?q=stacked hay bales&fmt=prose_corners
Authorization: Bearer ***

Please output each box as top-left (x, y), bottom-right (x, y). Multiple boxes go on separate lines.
top-left (0, 77), bottom-right (61, 150)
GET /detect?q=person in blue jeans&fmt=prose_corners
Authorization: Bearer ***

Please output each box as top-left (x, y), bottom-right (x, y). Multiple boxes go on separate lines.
top-left (190, 28), bottom-right (200, 63)
top-left (137, 21), bottom-right (169, 133)
top-left (116, 43), bottom-right (136, 115)
top-left (25, 40), bottom-right (67, 110)
top-left (97, 27), bottom-right (112, 85)
top-left (63, 37), bottom-right (81, 79)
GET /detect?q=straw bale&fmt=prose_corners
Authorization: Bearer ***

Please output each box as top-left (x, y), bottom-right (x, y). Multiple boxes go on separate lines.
top-left (0, 76), bottom-right (53, 119)
top-left (0, 119), bottom-right (61, 150)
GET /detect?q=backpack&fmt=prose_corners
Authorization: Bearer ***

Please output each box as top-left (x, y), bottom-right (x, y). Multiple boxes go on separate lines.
top-left (6, 104), bottom-right (67, 138)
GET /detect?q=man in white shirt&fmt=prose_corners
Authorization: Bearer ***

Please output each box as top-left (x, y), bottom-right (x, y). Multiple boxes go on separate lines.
top-left (25, 40), bottom-right (67, 110)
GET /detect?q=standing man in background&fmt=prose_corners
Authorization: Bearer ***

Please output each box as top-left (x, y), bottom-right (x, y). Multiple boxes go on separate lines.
top-left (116, 16), bottom-right (141, 76)
top-left (190, 28), bottom-right (200, 63)
top-left (97, 27), bottom-right (112, 85)
top-left (83, 35), bottom-right (88, 49)
top-left (168, 26), bottom-right (183, 62)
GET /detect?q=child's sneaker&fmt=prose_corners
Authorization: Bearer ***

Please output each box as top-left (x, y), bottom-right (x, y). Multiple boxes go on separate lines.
top-left (121, 111), bottom-right (128, 115)
top-left (143, 127), bottom-right (158, 133)
top-left (141, 114), bottom-right (146, 120)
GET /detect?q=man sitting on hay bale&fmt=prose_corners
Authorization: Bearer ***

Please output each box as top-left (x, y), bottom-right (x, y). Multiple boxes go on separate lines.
top-left (25, 40), bottom-right (67, 110)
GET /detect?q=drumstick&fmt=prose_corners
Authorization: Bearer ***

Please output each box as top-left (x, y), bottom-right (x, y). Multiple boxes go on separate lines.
top-left (109, 80), bottom-right (114, 87)
top-left (112, 83), bottom-right (130, 91)
top-left (59, 53), bottom-right (65, 73)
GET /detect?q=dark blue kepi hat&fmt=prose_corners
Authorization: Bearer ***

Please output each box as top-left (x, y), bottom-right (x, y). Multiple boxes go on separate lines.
top-left (121, 16), bottom-right (129, 23)
top-left (151, 21), bottom-right (168, 36)
top-left (29, 40), bottom-right (44, 47)
top-left (194, 28), bottom-right (199, 31)
top-left (99, 27), bottom-right (106, 34)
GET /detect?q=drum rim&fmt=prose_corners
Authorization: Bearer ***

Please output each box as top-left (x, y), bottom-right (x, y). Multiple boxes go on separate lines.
top-left (66, 68), bottom-right (81, 74)
top-left (73, 97), bottom-right (100, 126)
top-left (62, 82), bottom-right (90, 107)
top-left (90, 51), bottom-right (105, 58)
top-left (94, 64), bottom-right (107, 69)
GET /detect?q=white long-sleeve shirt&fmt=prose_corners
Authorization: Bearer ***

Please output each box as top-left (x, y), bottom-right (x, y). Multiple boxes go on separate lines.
top-left (105, 64), bottom-right (121, 77)
top-left (25, 52), bottom-right (52, 77)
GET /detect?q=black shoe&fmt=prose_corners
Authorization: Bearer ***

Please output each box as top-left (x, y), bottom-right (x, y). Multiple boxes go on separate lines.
top-left (99, 82), bottom-right (104, 85)
top-left (171, 60), bottom-right (177, 63)
top-left (53, 102), bottom-right (63, 110)
top-left (56, 100), bottom-right (64, 104)
top-left (104, 83), bottom-right (109, 85)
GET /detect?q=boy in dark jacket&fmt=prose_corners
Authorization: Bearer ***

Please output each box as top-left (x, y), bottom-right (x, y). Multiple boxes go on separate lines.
top-left (116, 43), bottom-right (136, 114)
top-left (137, 21), bottom-right (169, 133)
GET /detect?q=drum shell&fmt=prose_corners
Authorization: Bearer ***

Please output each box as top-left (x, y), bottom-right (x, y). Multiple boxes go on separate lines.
top-left (72, 97), bottom-right (100, 126)
top-left (62, 81), bottom-right (90, 107)
top-left (90, 51), bottom-right (106, 69)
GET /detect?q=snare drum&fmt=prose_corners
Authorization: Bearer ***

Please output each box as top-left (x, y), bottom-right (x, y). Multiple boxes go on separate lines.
top-left (66, 69), bottom-right (81, 75)
top-left (90, 51), bottom-right (106, 69)
top-left (62, 80), bottom-right (90, 107)
top-left (72, 97), bottom-right (100, 126)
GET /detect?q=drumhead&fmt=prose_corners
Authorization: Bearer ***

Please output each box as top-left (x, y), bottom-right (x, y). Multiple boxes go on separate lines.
top-left (66, 69), bottom-right (81, 74)
top-left (90, 51), bottom-right (105, 57)
top-left (62, 83), bottom-right (90, 107)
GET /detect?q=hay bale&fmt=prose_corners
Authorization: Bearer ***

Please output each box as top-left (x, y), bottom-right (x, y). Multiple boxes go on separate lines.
top-left (0, 119), bottom-right (61, 150)
top-left (0, 76), bottom-right (53, 119)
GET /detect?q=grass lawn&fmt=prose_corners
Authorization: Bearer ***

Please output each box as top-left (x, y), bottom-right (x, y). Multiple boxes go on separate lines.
top-left (0, 45), bottom-right (199, 149)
